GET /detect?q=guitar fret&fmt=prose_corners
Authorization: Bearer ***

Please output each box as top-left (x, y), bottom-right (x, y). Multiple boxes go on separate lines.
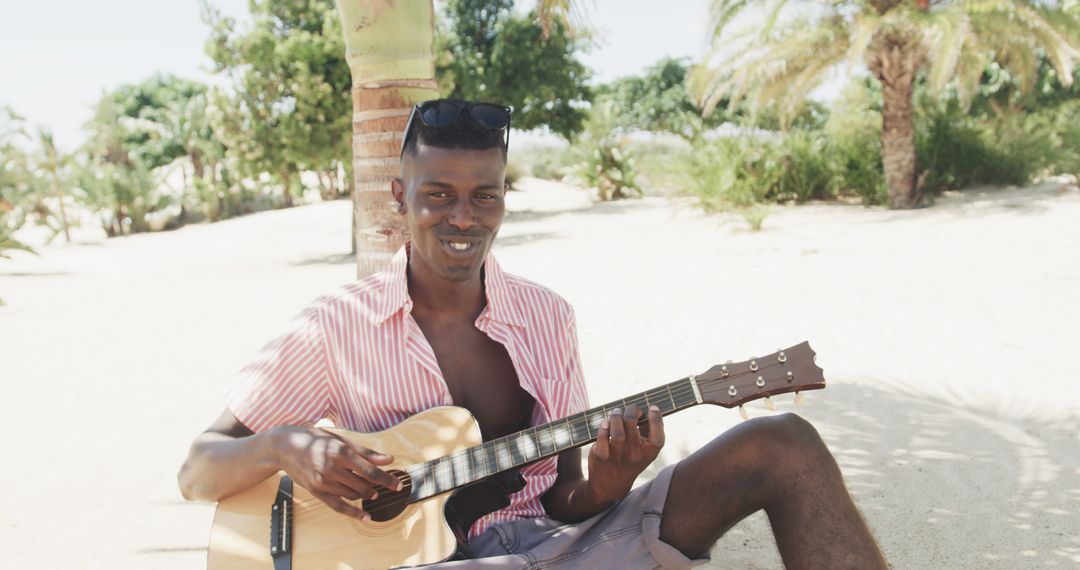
top-left (587, 408), bottom-right (608, 436)
top-left (507, 434), bottom-right (526, 466)
top-left (553, 420), bottom-right (572, 449)
top-left (468, 445), bottom-right (486, 480)
top-left (484, 441), bottom-right (499, 477)
top-left (519, 430), bottom-right (539, 462)
top-left (568, 413), bottom-right (591, 444)
top-left (493, 439), bottom-right (509, 471)
top-left (537, 424), bottom-right (557, 457)
top-left (451, 452), bottom-right (467, 487)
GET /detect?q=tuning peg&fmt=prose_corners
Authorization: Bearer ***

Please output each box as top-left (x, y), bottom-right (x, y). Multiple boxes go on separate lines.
top-left (739, 405), bottom-right (749, 421)
top-left (794, 392), bottom-right (806, 407)
top-left (764, 396), bottom-right (775, 411)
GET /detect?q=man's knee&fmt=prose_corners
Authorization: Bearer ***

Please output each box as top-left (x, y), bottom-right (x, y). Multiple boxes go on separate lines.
top-left (742, 412), bottom-right (831, 465)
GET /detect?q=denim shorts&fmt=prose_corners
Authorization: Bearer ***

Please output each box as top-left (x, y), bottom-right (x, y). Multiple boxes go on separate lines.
top-left (423, 463), bottom-right (710, 570)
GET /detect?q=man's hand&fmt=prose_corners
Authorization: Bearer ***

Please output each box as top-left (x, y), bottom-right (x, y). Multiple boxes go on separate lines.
top-left (587, 404), bottom-right (665, 505)
top-left (270, 426), bottom-right (402, 520)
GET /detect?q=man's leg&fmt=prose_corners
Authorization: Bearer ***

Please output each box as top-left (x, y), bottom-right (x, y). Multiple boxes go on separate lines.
top-left (658, 413), bottom-right (887, 569)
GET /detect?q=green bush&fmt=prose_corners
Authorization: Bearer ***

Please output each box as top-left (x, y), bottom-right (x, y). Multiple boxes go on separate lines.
top-left (916, 104), bottom-right (1064, 194)
top-left (825, 83), bottom-right (888, 204)
top-left (568, 100), bottom-right (642, 201)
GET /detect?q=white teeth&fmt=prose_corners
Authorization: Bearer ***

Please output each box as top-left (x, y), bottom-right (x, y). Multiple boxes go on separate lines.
top-left (448, 241), bottom-right (472, 251)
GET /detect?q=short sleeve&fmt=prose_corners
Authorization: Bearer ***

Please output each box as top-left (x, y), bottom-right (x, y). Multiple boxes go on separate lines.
top-left (226, 305), bottom-right (332, 433)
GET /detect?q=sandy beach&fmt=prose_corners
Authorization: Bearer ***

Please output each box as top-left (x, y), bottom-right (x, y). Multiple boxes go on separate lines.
top-left (1, 178), bottom-right (1078, 568)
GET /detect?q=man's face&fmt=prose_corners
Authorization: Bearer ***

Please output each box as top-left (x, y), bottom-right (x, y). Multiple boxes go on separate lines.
top-left (392, 145), bottom-right (507, 284)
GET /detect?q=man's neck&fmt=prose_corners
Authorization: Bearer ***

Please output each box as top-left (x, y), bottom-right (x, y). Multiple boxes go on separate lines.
top-left (406, 262), bottom-right (487, 322)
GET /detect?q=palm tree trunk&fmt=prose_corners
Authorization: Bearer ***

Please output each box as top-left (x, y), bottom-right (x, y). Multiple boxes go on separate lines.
top-left (867, 31), bottom-right (923, 209)
top-left (335, 0), bottom-right (440, 278)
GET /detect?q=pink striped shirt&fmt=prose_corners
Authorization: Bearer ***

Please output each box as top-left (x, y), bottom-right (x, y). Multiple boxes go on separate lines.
top-left (227, 245), bottom-right (590, 537)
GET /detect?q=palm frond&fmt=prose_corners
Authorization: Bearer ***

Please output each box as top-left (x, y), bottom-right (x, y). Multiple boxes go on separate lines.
top-left (846, 12), bottom-right (883, 73)
top-left (919, 7), bottom-right (972, 94)
top-left (964, 0), bottom-right (1080, 88)
top-left (692, 17), bottom-right (852, 123)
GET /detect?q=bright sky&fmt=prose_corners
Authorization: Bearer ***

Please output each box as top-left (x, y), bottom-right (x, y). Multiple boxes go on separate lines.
top-left (0, 0), bottom-right (711, 152)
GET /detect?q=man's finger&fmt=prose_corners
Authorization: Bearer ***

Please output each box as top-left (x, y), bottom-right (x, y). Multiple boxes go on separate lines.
top-left (609, 408), bottom-right (625, 447)
top-left (312, 490), bottom-right (367, 520)
top-left (623, 405), bottom-right (642, 441)
top-left (326, 468), bottom-right (375, 500)
top-left (593, 419), bottom-right (610, 460)
top-left (339, 448), bottom-right (402, 491)
top-left (646, 405), bottom-right (665, 447)
top-left (345, 441), bottom-right (395, 466)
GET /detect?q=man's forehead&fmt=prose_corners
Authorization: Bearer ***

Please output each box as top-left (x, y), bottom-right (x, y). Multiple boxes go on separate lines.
top-left (402, 145), bottom-right (506, 180)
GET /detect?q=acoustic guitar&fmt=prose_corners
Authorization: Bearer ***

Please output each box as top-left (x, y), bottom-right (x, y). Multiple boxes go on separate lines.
top-left (207, 342), bottom-right (825, 569)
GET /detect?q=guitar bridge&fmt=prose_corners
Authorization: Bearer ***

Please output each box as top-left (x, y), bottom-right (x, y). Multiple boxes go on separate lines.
top-left (270, 475), bottom-right (293, 568)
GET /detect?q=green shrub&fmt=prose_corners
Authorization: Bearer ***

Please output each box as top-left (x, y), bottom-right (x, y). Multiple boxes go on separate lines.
top-left (825, 83), bottom-right (888, 204)
top-left (775, 131), bottom-right (835, 202)
top-left (916, 104), bottom-right (1060, 193)
top-left (568, 100), bottom-right (642, 201)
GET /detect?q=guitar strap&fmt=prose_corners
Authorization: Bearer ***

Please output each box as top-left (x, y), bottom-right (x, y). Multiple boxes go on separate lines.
top-left (270, 475), bottom-right (294, 570)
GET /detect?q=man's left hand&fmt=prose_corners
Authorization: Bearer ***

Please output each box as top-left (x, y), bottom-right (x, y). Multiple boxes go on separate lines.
top-left (587, 404), bottom-right (665, 505)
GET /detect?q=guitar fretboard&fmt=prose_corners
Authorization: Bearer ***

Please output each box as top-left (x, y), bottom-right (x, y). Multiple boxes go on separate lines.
top-left (405, 376), bottom-right (701, 501)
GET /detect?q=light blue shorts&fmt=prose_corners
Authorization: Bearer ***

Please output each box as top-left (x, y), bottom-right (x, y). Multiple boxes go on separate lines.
top-left (425, 463), bottom-right (710, 570)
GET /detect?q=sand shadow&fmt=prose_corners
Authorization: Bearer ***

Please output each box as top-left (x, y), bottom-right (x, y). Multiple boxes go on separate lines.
top-left (637, 381), bottom-right (1079, 569)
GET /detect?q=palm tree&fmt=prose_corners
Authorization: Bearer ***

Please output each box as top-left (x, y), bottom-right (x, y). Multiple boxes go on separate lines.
top-left (690, 0), bottom-right (1080, 209)
top-left (334, 0), bottom-right (577, 277)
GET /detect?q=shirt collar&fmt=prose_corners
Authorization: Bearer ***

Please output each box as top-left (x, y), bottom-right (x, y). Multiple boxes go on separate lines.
top-left (376, 243), bottom-right (526, 327)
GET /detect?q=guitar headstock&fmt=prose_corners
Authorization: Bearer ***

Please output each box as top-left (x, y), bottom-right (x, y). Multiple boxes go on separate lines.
top-left (694, 341), bottom-right (825, 408)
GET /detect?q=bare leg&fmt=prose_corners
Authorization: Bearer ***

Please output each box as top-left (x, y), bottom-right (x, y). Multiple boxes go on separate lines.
top-left (658, 413), bottom-right (887, 569)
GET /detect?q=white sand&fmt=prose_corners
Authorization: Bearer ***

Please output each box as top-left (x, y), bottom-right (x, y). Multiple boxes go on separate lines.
top-left (1, 178), bottom-right (1078, 568)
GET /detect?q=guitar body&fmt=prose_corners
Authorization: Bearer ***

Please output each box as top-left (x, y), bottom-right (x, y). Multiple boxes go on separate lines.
top-left (207, 406), bottom-right (483, 570)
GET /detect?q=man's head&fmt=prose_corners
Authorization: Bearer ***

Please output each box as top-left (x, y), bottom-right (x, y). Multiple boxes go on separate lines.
top-left (392, 99), bottom-right (512, 284)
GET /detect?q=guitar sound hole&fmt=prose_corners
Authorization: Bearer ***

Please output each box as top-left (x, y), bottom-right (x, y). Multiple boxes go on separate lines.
top-left (362, 469), bottom-right (412, 522)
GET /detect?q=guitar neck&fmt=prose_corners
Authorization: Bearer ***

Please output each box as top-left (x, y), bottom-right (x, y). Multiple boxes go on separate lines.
top-left (406, 377), bottom-right (701, 502)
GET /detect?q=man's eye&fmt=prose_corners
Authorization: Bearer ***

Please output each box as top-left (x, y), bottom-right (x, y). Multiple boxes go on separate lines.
top-left (428, 191), bottom-right (449, 198)
top-left (475, 193), bottom-right (496, 200)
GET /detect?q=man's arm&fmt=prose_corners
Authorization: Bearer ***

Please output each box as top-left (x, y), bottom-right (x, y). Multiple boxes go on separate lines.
top-left (178, 408), bottom-right (402, 519)
top-left (542, 404), bottom-right (665, 523)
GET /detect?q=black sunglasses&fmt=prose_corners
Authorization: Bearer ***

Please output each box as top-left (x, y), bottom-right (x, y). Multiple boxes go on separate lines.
top-left (399, 99), bottom-right (512, 158)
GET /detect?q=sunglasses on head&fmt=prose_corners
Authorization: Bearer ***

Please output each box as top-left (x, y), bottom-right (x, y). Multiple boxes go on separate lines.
top-left (399, 99), bottom-right (513, 158)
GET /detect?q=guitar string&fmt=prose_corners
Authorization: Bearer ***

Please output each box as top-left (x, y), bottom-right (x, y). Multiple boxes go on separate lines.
top-left (287, 367), bottom-right (799, 523)
top-left (288, 405), bottom-right (674, 526)
top-left (288, 394), bottom-right (692, 523)
top-left (287, 383), bottom-right (705, 522)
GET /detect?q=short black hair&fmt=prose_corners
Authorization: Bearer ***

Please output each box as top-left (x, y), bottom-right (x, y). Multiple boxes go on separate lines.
top-left (401, 112), bottom-right (507, 160)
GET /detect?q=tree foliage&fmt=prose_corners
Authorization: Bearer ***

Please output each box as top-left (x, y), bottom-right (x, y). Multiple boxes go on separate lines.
top-left (436, 0), bottom-right (592, 139)
top-left (204, 0), bottom-right (352, 206)
top-left (597, 57), bottom-right (729, 142)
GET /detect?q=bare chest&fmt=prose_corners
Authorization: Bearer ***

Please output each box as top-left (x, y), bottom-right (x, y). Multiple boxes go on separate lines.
top-left (413, 317), bottom-right (535, 441)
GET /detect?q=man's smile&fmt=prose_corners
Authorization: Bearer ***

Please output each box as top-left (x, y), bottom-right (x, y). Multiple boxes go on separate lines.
top-left (438, 237), bottom-right (483, 257)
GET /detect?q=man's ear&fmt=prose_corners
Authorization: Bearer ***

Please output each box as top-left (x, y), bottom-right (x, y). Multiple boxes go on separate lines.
top-left (391, 177), bottom-right (407, 214)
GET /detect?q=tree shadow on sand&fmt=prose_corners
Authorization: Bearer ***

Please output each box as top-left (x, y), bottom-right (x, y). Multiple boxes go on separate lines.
top-left (642, 382), bottom-right (1079, 569)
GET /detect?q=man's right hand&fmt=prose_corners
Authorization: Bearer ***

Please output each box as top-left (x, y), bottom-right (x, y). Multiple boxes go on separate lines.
top-left (270, 425), bottom-right (402, 520)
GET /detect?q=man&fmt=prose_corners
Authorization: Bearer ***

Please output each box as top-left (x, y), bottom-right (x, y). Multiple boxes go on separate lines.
top-left (179, 99), bottom-right (887, 569)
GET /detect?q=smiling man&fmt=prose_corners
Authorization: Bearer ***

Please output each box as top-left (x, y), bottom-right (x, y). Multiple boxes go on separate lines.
top-left (179, 99), bottom-right (887, 569)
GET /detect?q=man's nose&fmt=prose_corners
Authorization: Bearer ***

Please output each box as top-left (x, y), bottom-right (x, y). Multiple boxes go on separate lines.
top-left (447, 198), bottom-right (476, 231)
